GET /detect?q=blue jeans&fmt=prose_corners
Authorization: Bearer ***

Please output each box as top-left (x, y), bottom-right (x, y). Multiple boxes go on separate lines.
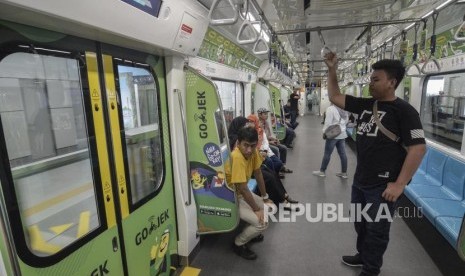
top-left (263, 155), bottom-right (283, 174)
top-left (319, 138), bottom-right (347, 172)
top-left (290, 110), bottom-right (298, 126)
top-left (351, 183), bottom-right (396, 276)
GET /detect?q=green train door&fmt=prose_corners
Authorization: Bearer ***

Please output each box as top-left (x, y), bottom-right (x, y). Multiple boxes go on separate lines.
top-left (0, 23), bottom-right (126, 275)
top-left (99, 45), bottom-right (178, 275)
top-left (0, 22), bottom-right (178, 275)
top-left (184, 67), bottom-right (239, 234)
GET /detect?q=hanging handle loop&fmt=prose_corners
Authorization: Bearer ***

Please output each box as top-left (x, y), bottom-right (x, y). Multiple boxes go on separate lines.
top-left (253, 19), bottom-right (269, 55)
top-left (209, 0), bottom-right (239, 26)
top-left (406, 22), bottom-right (422, 77)
top-left (421, 11), bottom-right (441, 74)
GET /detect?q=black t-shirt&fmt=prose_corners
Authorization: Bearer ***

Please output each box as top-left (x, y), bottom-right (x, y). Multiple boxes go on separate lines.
top-left (289, 93), bottom-right (299, 111)
top-left (345, 95), bottom-right (426, 187)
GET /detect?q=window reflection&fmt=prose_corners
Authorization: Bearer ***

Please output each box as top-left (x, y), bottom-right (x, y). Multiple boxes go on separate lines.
top-left (0, 53), bottom-right (98, 256)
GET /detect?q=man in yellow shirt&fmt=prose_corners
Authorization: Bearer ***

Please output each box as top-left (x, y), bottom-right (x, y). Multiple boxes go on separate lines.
top-left (226, 126), bottom-right (272, 260)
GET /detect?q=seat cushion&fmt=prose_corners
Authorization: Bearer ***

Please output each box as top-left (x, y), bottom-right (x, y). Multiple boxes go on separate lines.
top-left (415, 197), bottom-right (465, 224)
top-left (405, 184), bottom-right (462, 202)
top-left (442, 157), bottom-right (465, 200)
top-left (435, 216), bottom-right (463, 249)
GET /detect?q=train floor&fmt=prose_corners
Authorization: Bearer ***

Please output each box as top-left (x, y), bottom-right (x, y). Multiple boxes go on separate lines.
top-left (189, 114), bottom-right (445, 276)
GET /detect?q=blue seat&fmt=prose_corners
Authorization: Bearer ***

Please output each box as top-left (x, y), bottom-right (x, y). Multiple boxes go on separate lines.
top-left (435, 216), bottom-right (463, 248)
top-left (415, 197), bottom-right (465, 224)
top-left (247, 179), bottom-right (257, 192)
top-left (406, 146), bottom-right (465, 250)
top-left (409, 147), bottom-right (447, 186)
top-left (405, 156), bottom-right (465, 202)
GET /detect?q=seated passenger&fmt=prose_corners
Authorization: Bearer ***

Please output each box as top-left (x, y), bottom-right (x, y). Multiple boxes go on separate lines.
top-left (270, 112), bottom-right (296, 149)
top-left (225, 126), bottom-right (273, 260)
top-left (257, 108), bottom-right (293, 172)
top-left (228, 117), bottom-right (299, 209)
top-left (247, 114), bottom-right (283, 175)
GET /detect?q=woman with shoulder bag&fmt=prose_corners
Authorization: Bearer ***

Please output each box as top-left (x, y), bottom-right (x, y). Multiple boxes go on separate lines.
top-left (313, 104), bottom-right (349, 178)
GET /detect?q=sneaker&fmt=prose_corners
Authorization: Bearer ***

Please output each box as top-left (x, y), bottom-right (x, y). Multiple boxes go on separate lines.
top-left (336, 172), bottom-right (348, 179)
top-left (285, 196), bottom-right (299, 204)
top-left (342, 253), bottom-right (363, 267)
top-left (233, 243), bottom-right (257, 260)
top-left (312, 170), bottom-right (325, 177)
top-left (249, 234), bottom-right (264, 243)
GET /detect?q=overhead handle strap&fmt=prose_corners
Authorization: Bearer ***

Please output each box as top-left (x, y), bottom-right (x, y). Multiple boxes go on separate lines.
top-left (209, 0), bottom-right (239, 26)
top-left (391, 36), bottom-right (397, 59)
top-left (253, 19), bottom-right (269, 54)
top-left (366, 24), bottom-right (372, 59)
top-left (406, 22), bottom-right (422, 77)
top-left (237, 19), bottom-right (258, 44)
top-left (454, 14), bottom-right (465, 41)
top-left (421, 11), bottom-right (441, 74)
top-left (253, 37), bottom-right (269, 55)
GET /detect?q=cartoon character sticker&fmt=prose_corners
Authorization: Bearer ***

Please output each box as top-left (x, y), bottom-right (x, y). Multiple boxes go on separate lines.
top-left (150, 228), bottom-right (171, 276)
top-left (190, 169), bottom-right (207, 190)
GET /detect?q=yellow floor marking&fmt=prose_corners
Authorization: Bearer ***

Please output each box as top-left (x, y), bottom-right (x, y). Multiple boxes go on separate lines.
top-left (180, 266), bottom-right (201, 276)
top-left (49, 223), bottom-right (74, 235)
top-left (77, 211), bottom-right (90, 238)
top-left (23, 183), bottom-right (93, 217)
top-left (29, 225), bottom-right (61, 254)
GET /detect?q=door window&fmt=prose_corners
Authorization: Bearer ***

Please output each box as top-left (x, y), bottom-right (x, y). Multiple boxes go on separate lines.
top-left (0, 52), bottom-right (99, 256)
top-left (117, 65), bottom-right (164, 204)
top-left (213, 80), bottom-right (243, 128)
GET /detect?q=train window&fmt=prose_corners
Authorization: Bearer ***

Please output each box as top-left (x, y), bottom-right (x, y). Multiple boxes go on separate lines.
top-left (421, 74), bottom-right (465, 150)
top-left (214, 80), bottom-right (243, 129)
top-left (0, 52), bottom-right (99, 256)
top-left (117, 65), bottom-right (163, 204)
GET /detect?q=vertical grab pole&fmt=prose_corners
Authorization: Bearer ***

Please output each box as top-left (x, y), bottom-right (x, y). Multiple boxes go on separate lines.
top-left (175, 88), bottom-right (192, 206)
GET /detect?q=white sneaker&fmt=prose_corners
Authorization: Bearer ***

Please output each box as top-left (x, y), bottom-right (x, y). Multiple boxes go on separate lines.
top-left (336, 172), bottom-right (348, 179)
top-left (312, 170), bottom-right (326, 177)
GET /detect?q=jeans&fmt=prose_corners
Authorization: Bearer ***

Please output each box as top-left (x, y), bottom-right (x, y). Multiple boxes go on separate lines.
top-left (319, 138), bottom-right (347, 172)
top-left (282, 128), bottom-right (296, 146)
top-left (290, 110), bottom-right (298, 126)
top-left (264, 155), bottom-right (283, 174)
top-left (351, 183), bottom-right (396, 275)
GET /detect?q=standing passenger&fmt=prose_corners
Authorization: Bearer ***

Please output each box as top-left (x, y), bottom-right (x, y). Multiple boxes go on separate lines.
top-left (323, 53), bottom-right (426, 276)
top-left (289, 88), bottom-right (301, 127)
top-left (312, 104), bottom-right (348, 178)
top-left (225, 126), bottom-right (273, 260)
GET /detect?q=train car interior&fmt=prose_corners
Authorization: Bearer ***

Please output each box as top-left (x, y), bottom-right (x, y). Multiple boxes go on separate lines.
top-left (0, 0), bottom-right (465, 275)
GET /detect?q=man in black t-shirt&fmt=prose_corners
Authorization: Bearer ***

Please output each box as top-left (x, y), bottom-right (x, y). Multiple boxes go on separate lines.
top-left (289, 89), bottom-right (301, 126)
top-left (323, 53), bottom-right (426, 276)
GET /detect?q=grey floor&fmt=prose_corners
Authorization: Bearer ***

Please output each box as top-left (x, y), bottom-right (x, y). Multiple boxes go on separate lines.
top-left (190, 114), bottom-right (443, 276)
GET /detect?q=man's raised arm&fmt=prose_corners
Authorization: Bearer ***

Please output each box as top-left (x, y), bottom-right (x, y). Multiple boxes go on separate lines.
top-left (324, 52), bottom-right (346, 109)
